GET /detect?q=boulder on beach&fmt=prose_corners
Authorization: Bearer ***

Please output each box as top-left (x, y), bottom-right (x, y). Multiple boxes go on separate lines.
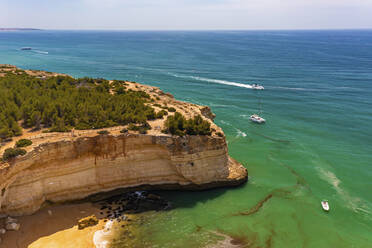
top-left (78, 215), bottom-right (99, 230)
top-left (6, 216), bottom-right (17, 224)
top-left (6, 222), bottom-right (20, 231)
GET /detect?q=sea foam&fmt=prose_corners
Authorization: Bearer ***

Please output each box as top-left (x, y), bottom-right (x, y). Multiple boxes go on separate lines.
top-left (93, 220), bottom-right (114, 248)
top-left (317, 167), bottom-right (371, 215)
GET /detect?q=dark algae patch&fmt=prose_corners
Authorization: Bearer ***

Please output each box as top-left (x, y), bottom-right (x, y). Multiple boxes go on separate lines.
top-left (234, 194), bottom-right (273, 216)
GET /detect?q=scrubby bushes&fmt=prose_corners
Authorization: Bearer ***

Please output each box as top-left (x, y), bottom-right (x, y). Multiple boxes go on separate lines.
top-left (128, 122), bottom-right (151, 134)
top-left (216, 132), bottom-right (224, 137)
top-left (0, 73), bottom-right (155, 140)
top-left (15, 139), bottom-right (32, 147)
top-left (120, 128), bottom-right (128, 134)
top-left (156, 110), bottom-right (168, 119)
top-left (167, 107), bottom-right (176, 112)
top-left (2, 148), bottom-right (27, 161)
top-left (163, 113), bottom-right (211, 136)
top-left (97, 130), bottom-right (110, 135)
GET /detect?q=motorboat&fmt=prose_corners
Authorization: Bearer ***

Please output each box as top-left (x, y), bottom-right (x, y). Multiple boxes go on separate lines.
top-left (251, 84), bottom-right (264, 90)
top-left (321, 200), bottom-right (330, 212)
top-left (20, 47), bottom-right (32, 50)
top-left (250, 114), bottom-right (266, 124)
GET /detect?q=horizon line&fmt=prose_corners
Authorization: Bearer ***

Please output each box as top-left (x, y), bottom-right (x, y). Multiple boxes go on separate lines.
top-left (1, 27), bottom-right (372, 32)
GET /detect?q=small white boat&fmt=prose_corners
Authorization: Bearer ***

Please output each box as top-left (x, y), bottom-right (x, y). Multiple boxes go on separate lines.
top-left (250, 114), bottom-right (266, 124)
top-left (321, 200), bottom-right (330, 212)
top-left (251, 84), bottom-right (264, 90)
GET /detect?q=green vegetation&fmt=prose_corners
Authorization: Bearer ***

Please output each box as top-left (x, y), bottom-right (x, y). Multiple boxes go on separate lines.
top-left (128, 122), bottom-right (151, 134)
top-left (0, 73), bottom-right (155, 140)
top-left (156, 110), bottom-right (168, 119)
top-left (216, 132), bottom-right (224, 137)
top-left (167, 107), bottom-right (176, 112)
top-left (163, 113), bottom-right (211, 136)
top-left (15, 139), bottom-right (32, 147)
top-left (2, 148), bottom-right (27, 161)
top-left (97, 130), bottom-right (110, 135)
top-left (0, 70), bottom-right (213, 146)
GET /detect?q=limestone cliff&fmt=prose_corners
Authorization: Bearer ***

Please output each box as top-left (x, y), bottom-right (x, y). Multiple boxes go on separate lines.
top-left (0, 132), bottom-right (246, 216)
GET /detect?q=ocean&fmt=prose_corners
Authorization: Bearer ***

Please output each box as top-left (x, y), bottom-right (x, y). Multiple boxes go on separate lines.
top-left (1, 30), bottom-right (371, 247)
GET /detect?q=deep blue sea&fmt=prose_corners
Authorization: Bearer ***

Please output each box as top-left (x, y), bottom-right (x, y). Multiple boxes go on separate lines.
top-left (1, 30), bottom-right (372, 247)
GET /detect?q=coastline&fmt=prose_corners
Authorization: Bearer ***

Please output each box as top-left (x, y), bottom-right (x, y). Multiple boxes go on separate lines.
top-left (0, 65), bottom-right (247, 247)
top-left (0, 192), bottom-right (152, 248)
top-left (0, 30), bottom-right (371, 248)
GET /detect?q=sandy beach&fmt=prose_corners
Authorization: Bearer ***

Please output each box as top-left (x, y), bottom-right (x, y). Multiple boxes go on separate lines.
top-left (0, 191), bottom-right (163, 248)
top-left (0, 202), bottom-right (108, 248)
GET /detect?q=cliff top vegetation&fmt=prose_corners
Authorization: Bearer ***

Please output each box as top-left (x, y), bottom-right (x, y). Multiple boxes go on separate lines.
top-left (0, 66), bottom-right (213, 143)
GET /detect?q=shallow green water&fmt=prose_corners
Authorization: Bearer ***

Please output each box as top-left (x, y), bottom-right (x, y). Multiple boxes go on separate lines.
top-left (0, 30), bottom-right (371, 247)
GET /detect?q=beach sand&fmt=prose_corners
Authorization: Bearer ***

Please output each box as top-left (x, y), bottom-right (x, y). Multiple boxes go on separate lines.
top-left (0, 202), bottom-right (106, 248)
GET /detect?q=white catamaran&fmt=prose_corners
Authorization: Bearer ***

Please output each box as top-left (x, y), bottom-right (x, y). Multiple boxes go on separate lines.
top-left (250, 87), bottom-right (266, 124)
top-left (250, 114), bottom-right (266, 124)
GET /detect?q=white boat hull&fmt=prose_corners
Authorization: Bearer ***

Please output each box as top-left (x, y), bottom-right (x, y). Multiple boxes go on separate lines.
top-left (250, 115), bottom-right (266, 124)
top-left (321, 201), bottom-right (330, 211)
top-left (252, 86), bottom-right (264, 90)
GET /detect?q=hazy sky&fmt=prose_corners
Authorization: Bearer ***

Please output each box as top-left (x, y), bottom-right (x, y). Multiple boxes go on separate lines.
top-left (1, 0), bottom-right (372, 30)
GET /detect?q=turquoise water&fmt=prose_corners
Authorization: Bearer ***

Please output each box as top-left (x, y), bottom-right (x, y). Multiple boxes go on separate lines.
top-left (1, 30), bottom-right (372, 247)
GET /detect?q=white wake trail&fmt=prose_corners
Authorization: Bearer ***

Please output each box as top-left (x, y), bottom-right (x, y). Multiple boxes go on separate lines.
top-left (169, 73), bottom-right (253, 89)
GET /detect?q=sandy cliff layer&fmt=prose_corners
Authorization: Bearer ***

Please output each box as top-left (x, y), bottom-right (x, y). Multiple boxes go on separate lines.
top-left (0, 133), bottom-right (247, 216)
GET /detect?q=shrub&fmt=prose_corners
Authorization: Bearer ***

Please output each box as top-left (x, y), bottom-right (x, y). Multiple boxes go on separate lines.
top-left (168, 107), bottom-right (176, 112)
top-left (128, 122), bottom-right (151, 133)
top-left (120, 128), bottom-right (128, 133)
top-left (128, 123), bottom-right (140, 131)
top-left (164, 113), bottom-right (211, 136)
top-left (145, 108), bottom-right (156, 120)
top-left (139, 128), bottom-right (147, 134)
top-left (2, 148), bottom-right (27, 161)
top-left (156, 110), bottom-right (168, 119)
top-left (216, 132), bottom-right (224, 137)
top-left (97, 130), bottom-right (109, 135)
top-left (15, 139), bottom-right (32, 147)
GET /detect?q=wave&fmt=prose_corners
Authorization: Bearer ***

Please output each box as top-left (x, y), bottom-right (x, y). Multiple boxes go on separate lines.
top-left (236, 128), bottom-right (247, 138)
top-left (93, 220), bottom-right (114, 248)
top-left (168, 73), bottom-right (253, 89)
top-left (239, 114), bottom-right (251, 119)
top-left (208, 103), bottom-right (230, 108)
top-left (317, 167), bottom-right (371, 215)
top-left (219, 120), bottom-right (232, 126)
top-left (33, 50), bottom-right (48, 54)
top-left (269, 86), bottom-right (319, 91)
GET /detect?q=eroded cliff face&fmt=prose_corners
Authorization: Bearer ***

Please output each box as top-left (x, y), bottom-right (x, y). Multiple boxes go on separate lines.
top-left (0, 133), bottom-right (247, 216)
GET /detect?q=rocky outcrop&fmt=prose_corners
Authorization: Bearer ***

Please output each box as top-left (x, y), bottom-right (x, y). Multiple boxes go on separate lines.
top-left (4, 217), bottom-right (20, 231)
top-left (0, 133), bottom-right (247, 216)
top-left (200, 106), bottom-right (216, 121)
top-left (78, 215), bottom-right (98, 230)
